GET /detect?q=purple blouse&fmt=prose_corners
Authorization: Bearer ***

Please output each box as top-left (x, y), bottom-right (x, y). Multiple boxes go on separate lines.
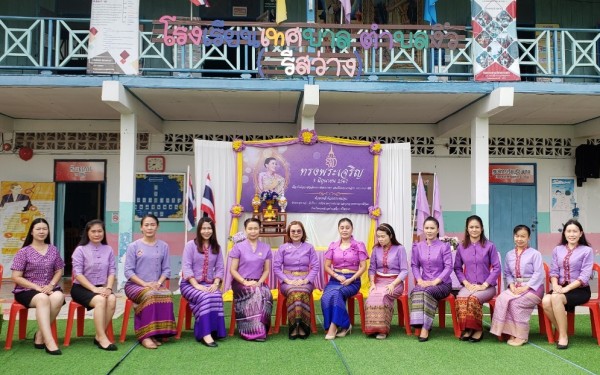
top-left (454, 241), bottom-right (501, 286)
top-left (181, 240), bottom-right (224, 283)
top-left (411, 239), bottom-right (452, 284)
top-left (368, 245), bottom-right (408, 283)
top-left (11, 245), bottom-right (64, 294)
top-left (273, 242), bottom-right (319, 283)
top-left (229, 239), bottom-right (272, 280)
top-left (72, 244), bottom-right (116, 286)
top-left (324, 238), bottom-right (369, 271)
top-left (504, 247), bottom-right (544, 291)
top-left (124, 239), bottom-right (171, 282)
top-left (549, 245), bottom-right (594, 287)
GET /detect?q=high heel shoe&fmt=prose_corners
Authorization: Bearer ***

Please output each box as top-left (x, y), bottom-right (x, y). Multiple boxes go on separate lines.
top-left (34, 331), bottom-right (45, 349)
top-left (336, 325), bottom-right (352, 337)
top-left (45, 347), bottom-right (62, 355)
top-left (200, 338), bottom-right (218, 348)
top-left (324, 329), bottom-right (337, 340)
top-left (556, 341), bottom-right (569, 350)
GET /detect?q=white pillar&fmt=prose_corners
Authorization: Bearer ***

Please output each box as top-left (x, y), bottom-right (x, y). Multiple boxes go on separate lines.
top-left (471, 116), bottom-right (489, 229)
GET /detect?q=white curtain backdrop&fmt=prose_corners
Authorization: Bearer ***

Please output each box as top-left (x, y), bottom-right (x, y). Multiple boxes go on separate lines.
top-left (194, 140), bottom-right (236, 250)
top-left (193, 140), bottom-right (412, 290)
top-left (379, 142), bottom-right (413, 252)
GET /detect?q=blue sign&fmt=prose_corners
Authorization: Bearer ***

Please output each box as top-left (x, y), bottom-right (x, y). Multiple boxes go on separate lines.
top-left (135, 173), bottom-right (185, 220)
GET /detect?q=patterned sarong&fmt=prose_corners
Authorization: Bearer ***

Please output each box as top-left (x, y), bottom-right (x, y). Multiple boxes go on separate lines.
top-left (321, 274), bottom-right (360, 330)
top-left (456, 286), bottom-right (496, 331)
top-left (124, 281), bottom-right (176, 341)
top-left (364, 275), bottom-right (404, 335)
top-left (232, 280), bottom-right (273, 340)
top-left (490, 286), bottom-right (543, 340)
top-left (180, 280), bottom-right (226, 341)
top-left (280, 282), bottom-right (313, 337)
top-left (410, 282), bottom-right (452, 330)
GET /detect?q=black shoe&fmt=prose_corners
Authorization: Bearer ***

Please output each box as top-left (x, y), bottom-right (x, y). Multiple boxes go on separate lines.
top-left (95, 338), bottom-right (118, 351)
top-left (254, 338), bottom-right (266, 342)
top-left (200, 338), bottom-right (218, 348)
top-left (418, 336), bottom-right (429, 342)
top-left (34, 342), bottom-right (46, 349)
top-left (459, 330), bottom-right (472, 341)
top-left (556, 342), bottom-right (569, 350)
top-left (469, 332), bottom-right (484, 343)
top-left (45, 347), bottom-right (62, 355)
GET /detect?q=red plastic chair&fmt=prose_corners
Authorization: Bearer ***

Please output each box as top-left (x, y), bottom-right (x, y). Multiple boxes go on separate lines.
top-left (63, 300), bottom-right (115, 346)
top-left (395, 275), bottom-right (412, 335)
top-left (323, 273), bottom-right (366, 332)
top-left (175, 296), bottom-right (193, 339)
top-left (273, 283), bottom-right (318, 334)
top-left (545, 263), bottom-right (600, 345)
top-left (120, 279), bottom-right (170, 343)
top-left (4, 301), bottom-right (58, 350)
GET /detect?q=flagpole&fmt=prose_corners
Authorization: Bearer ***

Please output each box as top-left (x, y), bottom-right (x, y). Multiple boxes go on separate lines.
top-left (411, 172), bottom-right (420, 235)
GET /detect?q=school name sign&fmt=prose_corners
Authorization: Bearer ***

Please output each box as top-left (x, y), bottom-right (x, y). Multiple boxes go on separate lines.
top-left (152, 18), bottom-right (467, 79)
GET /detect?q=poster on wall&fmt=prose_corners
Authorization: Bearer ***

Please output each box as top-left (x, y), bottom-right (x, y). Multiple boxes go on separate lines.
top-left (87, 0), bottom-right (140, 75)
top-left (135, 173), bottom-right (185, 220)
top-left (0, 181), bottom-right (55, 274)
top-left (240, 143), bottom-right (375, 214)
top-left (471, 0), bottom-right (520, 81)
top-left (550, 177), bottom-right (577, 233)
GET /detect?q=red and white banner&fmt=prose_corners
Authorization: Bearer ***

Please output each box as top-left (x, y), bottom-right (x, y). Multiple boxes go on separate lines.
top-left (471, 0), bottom-right (520, 81)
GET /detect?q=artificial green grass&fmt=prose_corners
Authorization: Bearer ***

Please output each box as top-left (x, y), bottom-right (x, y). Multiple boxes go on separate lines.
top-left (2, 299), bottom-right (598, 375)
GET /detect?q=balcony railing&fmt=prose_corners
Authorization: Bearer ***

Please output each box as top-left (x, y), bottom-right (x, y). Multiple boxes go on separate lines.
top-left (0, 15), bottom-right (599, 81)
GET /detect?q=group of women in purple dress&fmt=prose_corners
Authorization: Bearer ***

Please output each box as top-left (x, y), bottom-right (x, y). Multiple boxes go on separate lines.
top-left (8, 212), bottom-right (595, 354)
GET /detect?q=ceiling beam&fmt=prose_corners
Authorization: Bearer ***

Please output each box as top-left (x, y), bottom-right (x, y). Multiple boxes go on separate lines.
top-left (574, 117), bottom-right (600, 139)
top-left (437, 87), bottom-right (514, 137)
top-left (101, 81), bottom-right (163, 134)
top-left (297, 84), bottom-right (320, 130)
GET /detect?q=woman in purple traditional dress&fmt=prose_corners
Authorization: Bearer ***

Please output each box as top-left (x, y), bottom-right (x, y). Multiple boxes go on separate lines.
top-left (409, 216), bottom-right (453, 342)
top-left (321, 218), bottom-right (368, 340)
top-left (71, 219), bottom-right (117, 351)
top-left (490, 224), bottom-right (544, 346)
top-left (273, 221), bottom-right (319, 339)
top-left (180, 217), bottom-right (226, 347)
top-left (11, 218), bottom-right (65, 355)
top-left (124, 214), bottom-right (176, 349)
top-left (364, 223), bottom-right (408, 339)
top-left (229, 217), bottom-right (273, 341)
top-left (542, 219), bottom-right (593, 349)
top-left (454, 215), bottom-right (501, 342)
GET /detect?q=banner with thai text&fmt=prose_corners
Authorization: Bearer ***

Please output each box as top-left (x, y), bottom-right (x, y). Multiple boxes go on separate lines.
top-left (0, 181), bottom-right (55, 274)
top-left (240, 143), bottom-right (374, 213)
top-left (54, 160), bottom-right (106, 182)
top-left (87, 0), bottom-right (140, 75)
top-left (471, 0), bottom-right (520, 81)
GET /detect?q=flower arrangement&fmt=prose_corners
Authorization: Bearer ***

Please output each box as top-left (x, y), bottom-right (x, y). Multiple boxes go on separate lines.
top-left (440, 236), bottom-right (460, 251)
top-left (229, 204), bottom-right (244, 217)
top-left (232, 139), bottom-right (246, 152)
top-left (299, 129), bottom-right (318, 145)
top-left (368, 205), bottom-right (381, 219)
top-left (369, 141), bottom-right (382, 155)
top-left (260, 190), bottom-right (279, 202)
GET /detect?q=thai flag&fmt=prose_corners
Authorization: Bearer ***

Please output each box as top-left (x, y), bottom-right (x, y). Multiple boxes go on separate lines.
top-left (185, 166), bottom-right (197, 231)
top-left (190, 0), bottom-right (210, 7)
top-left (201, 173), bottom-right (216, 224)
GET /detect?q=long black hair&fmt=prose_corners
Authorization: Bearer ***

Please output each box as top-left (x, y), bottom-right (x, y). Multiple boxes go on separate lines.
top-left (462, 215), bottom-right (488, 248)
top-left (22, 218), bottom-right (51, 247)
top-left (195, 217), bottom-right (220, 254)
top-left (559, 219), bottom-right (591, 247)
top-left (376, 223), bottom-right (401, 246)
top-left (78, 219), bottom-right (108, 246)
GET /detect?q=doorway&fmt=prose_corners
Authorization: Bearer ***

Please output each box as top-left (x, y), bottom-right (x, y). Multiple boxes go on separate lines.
top-left (60, 182), bottom-right (105, 276)
top-left (490, 184), bottom-right (538, 258)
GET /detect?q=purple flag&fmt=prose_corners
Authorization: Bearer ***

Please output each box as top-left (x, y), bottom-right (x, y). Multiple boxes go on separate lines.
top-left (339, 0), bottom-right (351, 23)
top-left (415, 174), bottom-right (430, 237)
top-left (432, 173), bottom-right (445, 237)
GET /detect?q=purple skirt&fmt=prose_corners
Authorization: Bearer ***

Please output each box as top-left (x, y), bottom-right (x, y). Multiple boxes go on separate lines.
top-left (180, 280), bottom-right (226, 340)
top-left (125, 281), bottom-right (176, 341)
top-left (231, 280), bottom-right (273, 340)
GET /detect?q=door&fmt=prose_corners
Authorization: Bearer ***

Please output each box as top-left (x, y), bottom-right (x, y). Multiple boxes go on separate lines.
top-left (490, 184), bottom-right (538, 259)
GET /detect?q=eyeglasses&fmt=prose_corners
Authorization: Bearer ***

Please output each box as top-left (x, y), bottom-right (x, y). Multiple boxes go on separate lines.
top-left (290, 230), bottom-right (303, 234)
